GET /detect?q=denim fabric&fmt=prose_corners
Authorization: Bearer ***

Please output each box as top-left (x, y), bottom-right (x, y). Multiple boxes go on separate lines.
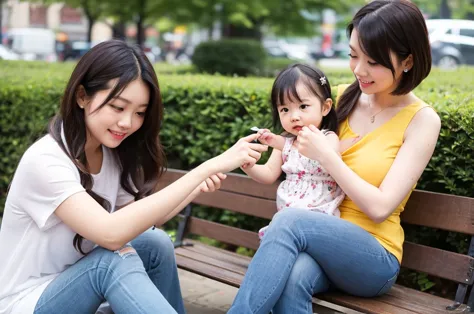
top-left (34, 228), bottom-right (185, 314)
top-left (228, 209), bottom-right (400, 314)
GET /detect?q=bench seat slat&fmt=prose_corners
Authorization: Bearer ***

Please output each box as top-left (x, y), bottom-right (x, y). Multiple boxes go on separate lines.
top-left (183, 244), bottom-right (252, 271)
top-left (176, 254), bottom-right (243, 287)
top-left (384, 285), bottom-right (457, 313)
top-left (321, 289), bottom-right (451, 314)
top-left (176, 241), bottom-right (453, 314)
top-left (176, 246), bottom-right (249, 275)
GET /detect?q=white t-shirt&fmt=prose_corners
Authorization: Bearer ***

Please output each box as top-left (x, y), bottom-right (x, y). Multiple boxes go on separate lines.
top-left (0, 133), bottom-right (135, 314)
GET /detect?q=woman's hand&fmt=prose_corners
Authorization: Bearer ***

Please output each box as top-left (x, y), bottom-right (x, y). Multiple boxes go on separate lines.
top-left (240, 129), bottom-right (273, 169)
top-left (212, 133), bottom-right (268, 173)
top-left (297, 125), bottom-right (334, 162)
top-left (197, 173), bottom-right (227, 193)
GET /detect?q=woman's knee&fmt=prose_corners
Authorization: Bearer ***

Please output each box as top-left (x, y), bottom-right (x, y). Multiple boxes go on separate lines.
top-left (271, 208), bottom-right (325, 231)
top-left (271, 208), bottom-right (304, 227)
top-left (89, 245), bottom-right (146, 272)
top-left (132, 228), bottom-right (175, 260)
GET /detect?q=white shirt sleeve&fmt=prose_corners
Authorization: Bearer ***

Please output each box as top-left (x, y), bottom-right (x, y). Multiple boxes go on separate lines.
top-left (11, 149), bottom-right (85, 231)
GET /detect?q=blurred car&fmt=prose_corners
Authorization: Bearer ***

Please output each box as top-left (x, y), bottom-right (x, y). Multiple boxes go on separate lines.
top-left (426, 19), bottom-right (474, 69)
top-left (57, 41), bottom-right (92, 61)
top-left (143, 45), bottom-right (162, 63)
top-left (280, 38), bottom-right (313, 61)
top-left (0, 44), bottom-right (20, 60)
top-left (263, 38), bottom-right (316, 62)
top-left (6, 28), bottom-right (57, 62)
top-left (263, 40), bottom-right (288, 58)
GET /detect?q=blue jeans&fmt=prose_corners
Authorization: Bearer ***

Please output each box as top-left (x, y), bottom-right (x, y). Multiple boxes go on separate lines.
top-left (34, 228), bottom-right (185, 314)
top-left (228, 209), bottom-right (400, 314)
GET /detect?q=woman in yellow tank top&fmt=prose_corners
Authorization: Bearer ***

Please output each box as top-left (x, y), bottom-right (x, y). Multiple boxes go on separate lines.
top-left (229, 1), bottom-right (441, 313)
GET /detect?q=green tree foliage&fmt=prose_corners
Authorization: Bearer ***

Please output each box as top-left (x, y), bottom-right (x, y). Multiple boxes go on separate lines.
top-left (171, 0), bottom-right (365, 39)
top-left (413, 0), bottom-right (474, 19)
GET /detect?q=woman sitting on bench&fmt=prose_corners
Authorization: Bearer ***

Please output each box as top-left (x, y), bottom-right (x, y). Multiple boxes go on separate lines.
top-left (228, 1), bottom-right (441, 313)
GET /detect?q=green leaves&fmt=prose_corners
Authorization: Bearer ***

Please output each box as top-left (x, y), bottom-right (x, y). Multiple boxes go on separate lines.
top-left (2, 61), bottom-right (474, 252)
top-left (192, 39), bottom-right (267, 76)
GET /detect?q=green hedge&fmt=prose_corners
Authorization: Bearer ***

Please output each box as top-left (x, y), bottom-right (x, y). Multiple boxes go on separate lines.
top-left (192, 39), bottom-right (267, 76)
top-left (1, 61), bottom-right (473, 217)
top-left (1, 61), bottom-right (474, 297)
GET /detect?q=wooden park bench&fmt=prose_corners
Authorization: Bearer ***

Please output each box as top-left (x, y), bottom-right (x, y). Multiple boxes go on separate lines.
top-left (158, 168), bottom-right (474, 314)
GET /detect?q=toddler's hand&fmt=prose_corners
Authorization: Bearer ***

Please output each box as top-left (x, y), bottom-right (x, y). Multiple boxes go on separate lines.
top-left (257, 129), bottom-right (276, 146)
top-left (297, 125), bottom-right (331, 161)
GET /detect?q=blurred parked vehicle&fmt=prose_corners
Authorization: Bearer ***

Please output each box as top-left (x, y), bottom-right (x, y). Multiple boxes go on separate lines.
top-left (56, 41), bottom-right (92, 61)
top-left (263, 40), bottom-right (288, 58)
top-left (280, 38), bottom-right (313, 61)
top-left (263, 38), bottom-right (317, 62)
top-left (143, 45), bottom-right (162, 63)
top-left (6, 28), bottom-right (57, 62)
top-left (0, 44), bottom-right (20, 60)
top-left (310, 30), bottom-right (349, 60)
top-left (426, 19), bottom-right (474, 69)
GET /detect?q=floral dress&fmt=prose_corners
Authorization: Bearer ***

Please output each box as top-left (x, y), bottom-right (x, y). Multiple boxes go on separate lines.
top-left (258, 135), bottom-right (345, 239)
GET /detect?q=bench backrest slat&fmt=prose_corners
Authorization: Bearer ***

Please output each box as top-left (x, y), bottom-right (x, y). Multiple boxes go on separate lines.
top-left (159, 169), bottom-right (474, 285)
top-left (159, 170), bottom-right (474, 235)
top-left (192, 191), bottom-right (275, 219)
top-left (402, 191), bottom-right (474, 234)
top-left (186, 218), bottom-right (474, 284)
top-left (188, 217), bottom-right (260, 250)
top-left (402, 242), bottom-right (473, 284)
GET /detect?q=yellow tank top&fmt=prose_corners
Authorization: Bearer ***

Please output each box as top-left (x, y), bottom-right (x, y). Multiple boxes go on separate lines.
top-left (336, 84), bottom-right (430, 264)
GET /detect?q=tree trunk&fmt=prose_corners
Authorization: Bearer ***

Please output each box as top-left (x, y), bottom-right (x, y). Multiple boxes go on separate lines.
top-left (221, 20), bottom-right (262, 40)
top-left (112, 21), bottom-right (126, 41)
top-left (86, 16), bottom-right (94, 44)
top-left (135, 0), bottom-right (146, 47)
top-left (136, 15), bottom-right (145, 47)
top-left (439, 0), bottom-right (451, 19)
top-left (82, 1), bottom-right (96, 44)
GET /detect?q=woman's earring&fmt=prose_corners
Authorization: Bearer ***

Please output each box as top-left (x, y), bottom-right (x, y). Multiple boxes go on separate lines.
top-left (404, 68), bottom-right (409, 73)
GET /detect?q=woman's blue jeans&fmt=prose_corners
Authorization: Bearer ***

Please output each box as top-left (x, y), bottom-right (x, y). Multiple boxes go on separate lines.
top-left (228, 209), bottom-right (400, 314)
top-left (34, 228), bottom-right (185, 314)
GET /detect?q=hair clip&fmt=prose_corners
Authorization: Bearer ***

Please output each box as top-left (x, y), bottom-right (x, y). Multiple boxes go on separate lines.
top-left (320, 76), bottom-right (327, 85)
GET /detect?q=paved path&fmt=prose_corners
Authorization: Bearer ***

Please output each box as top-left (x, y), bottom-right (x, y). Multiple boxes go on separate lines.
top-left (180, 269), bottom-right (237, 313)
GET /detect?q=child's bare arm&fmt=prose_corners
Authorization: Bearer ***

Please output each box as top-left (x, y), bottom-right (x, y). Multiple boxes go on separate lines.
top-left (257, 129), bottom-right (286, 151)
top-left (241, 148), bottom-right (283, 184)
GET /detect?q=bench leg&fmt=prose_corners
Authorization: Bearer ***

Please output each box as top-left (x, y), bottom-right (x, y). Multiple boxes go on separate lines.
top-left (173, 204), bottom-right (194, 248)
top-left (466, 284), bottom-right (474, 312)
top-left (447, 284), bottom-right (469, 311)
top-left (448, 236), bottom-right (474, 312)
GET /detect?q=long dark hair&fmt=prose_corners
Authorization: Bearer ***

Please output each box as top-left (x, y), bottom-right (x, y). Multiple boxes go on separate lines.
top-left (49, 40), bottom-right (166, 254)
top-left (271, 63), bottom-right (338, 133)
top-left (337, 0), bottom-right (432, 124)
